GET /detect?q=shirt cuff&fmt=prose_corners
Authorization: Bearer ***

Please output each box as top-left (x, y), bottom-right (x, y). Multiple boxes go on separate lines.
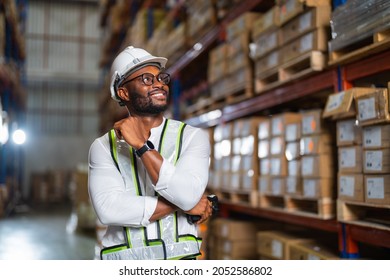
top-left (141, 196), bottom-right (158, 227)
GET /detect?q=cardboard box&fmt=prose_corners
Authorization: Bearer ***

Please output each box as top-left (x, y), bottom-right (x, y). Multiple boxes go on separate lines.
top-left (285, 122), bottom-right (302, 142)
top-left (233, 117), bottom-right (264, 138)
top-left (301, 154), bottom-right (335, 178)
top-left (288, 240), bottom-right (340, 260)
top-left (285, 176), bottom-right (303, 196)
top-left (364, 175), bottom-right (390, 205)
top-left (354, 88), bottom-right (389, 126)
top-left (254, 49), bottom-right (280, 73)
top-left (277, 0), bottom-right (305, 26)
top-left (287, 159), bottom-right (301, 176)
top-left (226, 12), bottom-right (262, 41)
top-left (260, 158), bottom-right (270, 175)
top-left (322, 88), bottom-right (375, 119)
top-left (232, 135), bottom-right (255, 155)
top-left (300, 133), bottom-right (333, 155)
top-left (228, 50), bottom-right (252, 75)
top-left (301, 109), bottom-right (329, 135)
top-left (270, 136), bottom-right (286, 156)
top-left (252, 6), bottom-right (280, 38)
top-left (257, 230), bottom-right (311, 260)
top-left (362, 124), bottom-right (390, 149)
top-left (338, 173), bottom-right (364, 202)
top-left (280, 28), bottom-right (328, 64)
top-left (272, 112), bottom-right (302, 136)
top-left (363, 148), bottom-right (390, 174)
top-left (209, 43), bottom-right (229, 65)
top-left (279, 6), bottom-right (331, 45)
top-left (270, 176), bottom-right (286, 196)
top-left (336, 119), bottom-right (362, 146)
top-left (217, 239), bottom-right (258, 259)
top-left (258, 118), bottom-right (271, 140)
top-left (285, 141), bottom-right (300, 161)
top-left (213, 218), bottom-right (262, 240)
top-left (270, 156), bottom-right (288, 176)
top-left (258, 176), bottom-right (270, 193)
top-left (302, 177), bottom-right (334, 198)
top-left (251, 27), bottom-right (279, 59)
top-left (338, 146), bottom-right (363, 173)
top-left (258, 139), bottom-right (270, 159)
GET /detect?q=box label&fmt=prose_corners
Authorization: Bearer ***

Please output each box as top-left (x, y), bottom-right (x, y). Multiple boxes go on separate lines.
top-left (286, 142), bottom-right (300, 160)
top-left (300, 32), bottom-right (313, 52)
top-left (339, 175), bottom-right (355, 197)
top-left (285, 123), bottom-right (299, 141)
top-left (363, 126), bottom-right (382, 147)
top-left (299, 11), bottom-right (312, 31)
top-left (357, 97), bottom-right (376, 121)
top-left (303, 179), bottom-right (316, 197)
top-left (271, 178), bottom-right (282, 195)
top-left (308, 254), bottom-right (321, 260)
top-left (286, 177), bottom-right (297, 193)
top-left (301, 157), bottom-right (314, 176)
top-left (326, 91), bottom-right (345, 112)
top-left (260, 158), bottom-right (270, 175)
top-left (365, 150), bottom-right (383, 171)
top-left (340, 147), bottom-right (357, 168)
top-left (338, 120), bottom-right (356, 142)
top-left (366, 177), bottom-right (385, 199)
top-left (302, 115), bottom-right (316, 135)
top-left (271, 240), bottom-right (283, 259)
top-left (288, 160), bottom-right (300, 176)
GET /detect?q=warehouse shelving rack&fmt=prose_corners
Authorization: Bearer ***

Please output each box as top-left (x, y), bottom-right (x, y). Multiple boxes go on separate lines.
top-left (0, 0), bottom-right (28, 216)
top-left (164, 0), bottom-right (390, 258)
top-left (98, 0), bottom-right (390, 258)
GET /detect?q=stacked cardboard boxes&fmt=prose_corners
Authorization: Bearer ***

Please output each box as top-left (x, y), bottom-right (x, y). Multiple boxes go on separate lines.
top-left (257, 230), bottom-right (310, 260)
top-left (230, 117), bottom-right (262, 195)
top-left (258, 112), bottom-right (301, 202)
top-left (210, 12), bottom-right (261, 101)
top-left (284, 117), bottom-right (303, 196)
top-left (209, 218), bottom-right (279, 260)
top-left (209, 122), bottom-right (233, 191)
top-left (355, 88), bottom-right (390, 206)
top-left (251, 0), bottom-right (331, 93)
top-left (323, 86), bottom-right (390, 230)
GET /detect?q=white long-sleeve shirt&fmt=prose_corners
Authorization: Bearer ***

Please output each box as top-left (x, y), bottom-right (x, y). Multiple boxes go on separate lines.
top-left (88, 118), bottom-right (210, 246)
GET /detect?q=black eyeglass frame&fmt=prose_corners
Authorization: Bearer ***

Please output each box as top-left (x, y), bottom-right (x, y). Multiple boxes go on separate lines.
top-left (121, 72), bottom-right (171, 87)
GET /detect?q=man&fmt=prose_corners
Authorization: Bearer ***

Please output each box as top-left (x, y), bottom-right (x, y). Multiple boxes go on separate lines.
top-left (88, 46), bottom-right (212, 260)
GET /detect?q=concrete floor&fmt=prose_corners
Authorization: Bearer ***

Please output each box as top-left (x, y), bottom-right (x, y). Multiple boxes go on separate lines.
top-left (0, 203), bottom-right (97, 260)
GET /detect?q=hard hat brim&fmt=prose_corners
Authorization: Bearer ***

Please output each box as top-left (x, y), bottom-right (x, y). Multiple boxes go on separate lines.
top-left (121, 57), bottom-right (168, 80)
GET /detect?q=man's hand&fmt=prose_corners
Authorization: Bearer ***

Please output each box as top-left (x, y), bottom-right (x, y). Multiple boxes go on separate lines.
top-left (113, 116), bottom-right (150, 149)
top-left (185, 194), bottom-right (213, 224)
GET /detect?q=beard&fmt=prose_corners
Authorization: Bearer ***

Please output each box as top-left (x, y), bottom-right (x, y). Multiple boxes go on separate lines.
top-left (128, 89), bottom-right (169, 115)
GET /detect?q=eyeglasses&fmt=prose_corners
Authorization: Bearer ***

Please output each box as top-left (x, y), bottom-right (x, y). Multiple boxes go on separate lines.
top-left (121, 72), bottom-right (171, 87)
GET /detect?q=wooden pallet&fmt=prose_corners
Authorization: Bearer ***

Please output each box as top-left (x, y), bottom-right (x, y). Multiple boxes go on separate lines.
top-left (329, 27), bottom-right (390, 66)
top-left (337, 199), bottom-right (390, 231)
top-left (255, 51), bottom-right (327, 94)
top-left (258, 194), bottom-right (335, 220)
top-left (214, 189), bottom-right (258, 207)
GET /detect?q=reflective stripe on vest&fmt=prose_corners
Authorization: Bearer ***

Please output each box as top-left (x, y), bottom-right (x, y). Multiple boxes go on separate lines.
top-left (102, 119), bottom-right (201, 260)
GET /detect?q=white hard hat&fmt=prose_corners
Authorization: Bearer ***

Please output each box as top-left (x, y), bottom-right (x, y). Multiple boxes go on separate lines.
top-left (110, 46), bottom-right (168, 103)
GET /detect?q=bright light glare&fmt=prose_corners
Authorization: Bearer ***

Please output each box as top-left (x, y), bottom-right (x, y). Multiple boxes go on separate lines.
top-left (12, 129), bottom-right (26, 145)
top-left (0, 124), bottom-right (9, 145)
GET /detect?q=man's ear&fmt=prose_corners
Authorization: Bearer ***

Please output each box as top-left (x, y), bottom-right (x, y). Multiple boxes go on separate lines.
top-left (117, 87), bottom-right (129, 102)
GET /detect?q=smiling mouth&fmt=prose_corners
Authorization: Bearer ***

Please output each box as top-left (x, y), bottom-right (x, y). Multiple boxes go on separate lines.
top-left (149, 90), bottom-right (167, 98)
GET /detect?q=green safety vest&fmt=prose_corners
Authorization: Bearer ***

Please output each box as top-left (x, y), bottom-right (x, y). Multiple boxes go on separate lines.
top-left (101, 119), bottom-right (202, 260)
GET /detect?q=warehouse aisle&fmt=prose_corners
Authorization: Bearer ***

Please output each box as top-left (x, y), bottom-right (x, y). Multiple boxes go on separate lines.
top-left (0, 203), bottom-right (97, 260)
